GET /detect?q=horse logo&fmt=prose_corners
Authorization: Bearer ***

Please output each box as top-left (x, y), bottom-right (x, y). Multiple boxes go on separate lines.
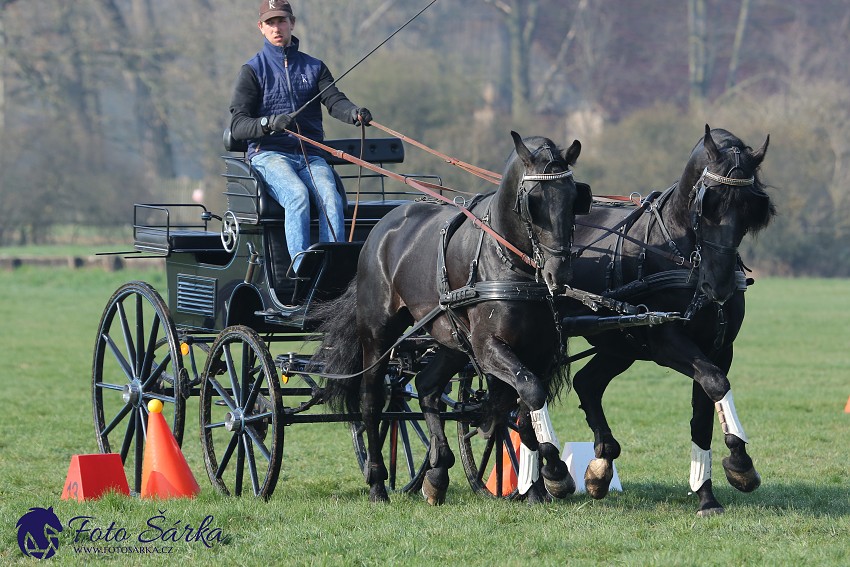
top-left (16, 507), bottom-right (63, 560)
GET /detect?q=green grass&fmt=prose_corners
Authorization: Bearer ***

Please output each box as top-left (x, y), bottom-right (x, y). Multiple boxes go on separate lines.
top-left (0, 267), bottom-right (848, 565)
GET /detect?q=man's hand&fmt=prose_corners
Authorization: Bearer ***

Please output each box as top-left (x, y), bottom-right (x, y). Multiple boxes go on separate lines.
top-left (270, 113), bottom-right (293, 132)
top-left (351, 107), bottom-right (372, 126)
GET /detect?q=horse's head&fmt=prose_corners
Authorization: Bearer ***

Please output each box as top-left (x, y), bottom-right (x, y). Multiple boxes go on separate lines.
top-left (503, 131), bottom-right (586, 293)
top-left (681, 125), bottom-right (775, 304)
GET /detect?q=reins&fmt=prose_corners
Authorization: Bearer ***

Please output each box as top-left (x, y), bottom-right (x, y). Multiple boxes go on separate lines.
top-left (283, 127), bottom-right (542, 269)
top-left (370, 121), bottom-right (503, 185)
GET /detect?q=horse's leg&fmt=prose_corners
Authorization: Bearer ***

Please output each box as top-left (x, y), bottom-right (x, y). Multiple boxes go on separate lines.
top-left (711, 346), bottom-right (761, 494)
top-left (654, 332), bottom-right (760, 513)
top-left (414, 347), bottom-right (468, 505)
top-left (690, 380), bottom-right (724, 516)
top-left (360, 336), bottom-right (392, 503)
top-left (358, 307), bottom-right (411, 503)
top-left (572, 353), bottom-right (634, 499)
top-left (479, 339), bottom-right (574, 502)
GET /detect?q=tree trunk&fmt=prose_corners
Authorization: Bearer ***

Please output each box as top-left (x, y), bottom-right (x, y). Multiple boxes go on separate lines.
top-left (687, 0), bottom-right (708, 111)
top-left (484, 0), bottom-right (539, 117)
top-left (726, 0), bottom-right (750, 90)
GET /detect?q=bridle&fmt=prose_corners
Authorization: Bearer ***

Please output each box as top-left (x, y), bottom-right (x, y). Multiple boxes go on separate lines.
top-left (503, 143), bottom-right (575, 277)
top-left (688, 146), bottom-right (755, 270)
top-left (682, 146), bottom-right (755, 322)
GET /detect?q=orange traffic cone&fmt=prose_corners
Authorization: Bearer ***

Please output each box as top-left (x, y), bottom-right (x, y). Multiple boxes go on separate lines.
top-left (61, 453), bottom-right (129, 501)
top-left (844, 395), bottom-right (850, 413)
top-left (141, 400), bottom-right (200, 499)
top-left (485, 428), bottom-right (521, 496)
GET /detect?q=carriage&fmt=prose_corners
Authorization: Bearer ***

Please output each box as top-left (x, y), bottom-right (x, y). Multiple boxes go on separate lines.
top-left (90, 125), bottom-right (755, 510)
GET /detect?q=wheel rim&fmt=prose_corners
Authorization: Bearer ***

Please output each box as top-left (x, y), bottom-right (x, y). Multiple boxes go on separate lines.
top-left (200, 326), bottom-right (282, 498)
top-left (457, 375), bottom-right (521, 499)
top-left (92, 281), bottom-right (185, 494)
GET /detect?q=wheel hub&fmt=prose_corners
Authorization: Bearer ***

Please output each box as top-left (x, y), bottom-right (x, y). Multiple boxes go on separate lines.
top-left (225, 409), bottom-right (245, 432)
top-left (122, 380), bottom-right (143, 407)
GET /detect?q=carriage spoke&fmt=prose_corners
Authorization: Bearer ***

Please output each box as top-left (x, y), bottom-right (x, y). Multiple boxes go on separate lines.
top-left (206, 375), bottom-right (238, 411)
top-left (141, 356), bottom-right (172, 391)
top-left (139, 315), bottom-right (161, 382)
top-left (243, 435), bottom-right (260, 495)
top-left (397, 420), bottom-right (416, 480)
top-left (115, 301), bottom-right (137, 376)
top-left (388, 421), bottom-right (398, 489)
top-left (476, 434), bottom-right (496, 482)
top-left (495, 435), bottom-right (504, 496)
top-left (234, 435), bottom-right (245, 496)
top-left (101, 403), bottom-right (132, 438)
top-left (102, 333), bottom-right (135, 383)
top-left (134, 409), bottom-right (145, 490)
top-left (244, 424), bottom-right (272, 461)
top-left (96, 380), bottom-right (128, 393)
top-left (215, 433), bottom-right (240, 479)
top-left (502, 427), bottom-right (520, 473)
top-left (119, 408), bottom-right (137, 462)
top-left (402, 400), bottom-right (429, 445)
top-left (134, 295), bottom-right (145, 375)
top-left (223, 344), bottom-right (242, 405)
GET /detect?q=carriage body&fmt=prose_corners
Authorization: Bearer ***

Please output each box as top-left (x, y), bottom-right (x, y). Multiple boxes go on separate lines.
top-left (131, 136), bottom-right (408, 334)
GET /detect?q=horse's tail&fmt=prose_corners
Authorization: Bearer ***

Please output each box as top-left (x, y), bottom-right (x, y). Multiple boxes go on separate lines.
top-left (547, 340), bottom-right (572, 404)
top-left (309, 279), bottom-right (363, 416)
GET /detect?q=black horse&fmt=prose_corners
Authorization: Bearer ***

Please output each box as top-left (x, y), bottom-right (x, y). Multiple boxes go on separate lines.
top-left (315, 132), bottom-right (587, 504)
top-left (565, 125), bottom-right (774, 516)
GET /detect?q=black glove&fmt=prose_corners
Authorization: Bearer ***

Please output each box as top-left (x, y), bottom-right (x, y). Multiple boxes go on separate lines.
top-left (270, 113), bottom-right (293, 132)
top-left (351, 107), bottom-right (372, 126)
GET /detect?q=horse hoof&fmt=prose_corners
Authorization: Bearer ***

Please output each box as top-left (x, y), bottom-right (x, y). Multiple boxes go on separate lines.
top-left (722, 457), bottom-right (761, 493)
top-left (524, 484), bottom-right (551, 505)
top-left (544, 473), bottom-right (576, 499)
top-left (696, 506), bottom-right (725, 518)
top-left (421, 475), bottom-right (446, 506)
top-left (369, 484), bottom-right (389, 503)
top-left (584, 458), bottom-right (613, 500)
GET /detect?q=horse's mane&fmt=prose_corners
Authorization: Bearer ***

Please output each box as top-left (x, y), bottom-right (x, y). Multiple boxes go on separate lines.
top-left (688, 129), bottom-right (776, 235)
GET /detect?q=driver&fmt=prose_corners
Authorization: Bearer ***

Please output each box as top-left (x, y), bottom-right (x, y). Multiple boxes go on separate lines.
top-left (229, 0), bottom-right (373, 270)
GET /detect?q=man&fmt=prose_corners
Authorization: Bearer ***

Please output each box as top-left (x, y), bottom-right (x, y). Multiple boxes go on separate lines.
top-left (229, 0), bottom-right (372, 270)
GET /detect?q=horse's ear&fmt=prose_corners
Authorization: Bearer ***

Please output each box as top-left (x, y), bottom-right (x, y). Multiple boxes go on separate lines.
top-left (751, 134), bottom-right (770, 167)
top-left (704, 124), bottom-right (721, 162)
top-left (511, 131), bottom-right (533, 167)
top-left (562, 139), bottom-right (581, 165)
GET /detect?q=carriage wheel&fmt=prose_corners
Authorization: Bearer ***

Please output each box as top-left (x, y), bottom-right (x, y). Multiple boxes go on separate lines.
top-left (199, 326), bottom-right (283, 499)
top-left (350, 364), bottom-right (432, 494)
top-left (457, 374), bottom-right (521, 499)
top-left (92, 281), bottom-right (186, 494)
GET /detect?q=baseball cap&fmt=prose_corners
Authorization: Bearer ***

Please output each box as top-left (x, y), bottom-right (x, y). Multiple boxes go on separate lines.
top-left (259, 0), bottom-right (293, 22)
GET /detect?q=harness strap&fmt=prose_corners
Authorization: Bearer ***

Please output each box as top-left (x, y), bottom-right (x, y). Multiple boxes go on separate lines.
top-left (284, 127), bottom-right (540, 269)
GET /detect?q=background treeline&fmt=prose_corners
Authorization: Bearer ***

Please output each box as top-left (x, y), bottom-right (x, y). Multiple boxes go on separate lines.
top-left (1, 0), bottom-right (848, 276)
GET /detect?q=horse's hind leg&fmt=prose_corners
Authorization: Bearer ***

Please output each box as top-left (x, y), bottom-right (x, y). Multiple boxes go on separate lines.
top-left (573, 353), bottom-right (633, 499)
top-left (360, 347), bottom-right (392, 503)
top-left (415, 347), bottom-right (468, 505)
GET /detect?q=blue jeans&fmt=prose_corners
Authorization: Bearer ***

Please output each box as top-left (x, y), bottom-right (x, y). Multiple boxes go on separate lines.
top-left (251, 151), bottom-right (345, 270)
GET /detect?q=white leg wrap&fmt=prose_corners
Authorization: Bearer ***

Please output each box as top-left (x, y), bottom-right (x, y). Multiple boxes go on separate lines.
top-left (689, 442), bottom-right (712, 492)
top-left (715, 390), bottom-right (748, 443)
top-left (517, 443), bottom-right (539, 495)
top-left (530, 402), bottom-right (561, 451)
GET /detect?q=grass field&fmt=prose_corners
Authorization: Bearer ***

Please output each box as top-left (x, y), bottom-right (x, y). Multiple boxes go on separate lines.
top-left (0, 266), bottom-right (848, 566)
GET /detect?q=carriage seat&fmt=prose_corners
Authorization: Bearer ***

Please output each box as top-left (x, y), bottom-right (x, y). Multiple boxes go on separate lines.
top-left (133, 204), bottom-right (230, 263)
top-left (221, 129), bottom-right (405, 225)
